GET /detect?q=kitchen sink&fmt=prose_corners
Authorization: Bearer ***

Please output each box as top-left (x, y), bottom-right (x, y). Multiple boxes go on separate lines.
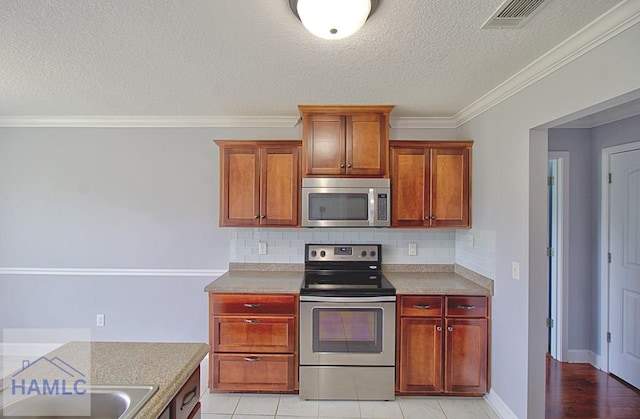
top-left (0, 384), bottom-right (158, 418)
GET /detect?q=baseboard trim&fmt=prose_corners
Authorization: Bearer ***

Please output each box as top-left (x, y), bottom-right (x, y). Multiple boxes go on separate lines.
top-left (0, 267), bottom-right (226, 277)
top-left (484, 389), bottom-right (518, 419)
top-left (567, 349), bottom-right (597, 366)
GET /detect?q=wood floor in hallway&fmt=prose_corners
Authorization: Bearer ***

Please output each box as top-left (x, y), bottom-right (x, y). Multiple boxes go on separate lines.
top-left (546, 356), bottom-right (640, 418)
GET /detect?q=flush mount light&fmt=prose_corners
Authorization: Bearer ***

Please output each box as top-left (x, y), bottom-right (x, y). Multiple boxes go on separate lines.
top-left (289, 0), bottom-right (379, 40)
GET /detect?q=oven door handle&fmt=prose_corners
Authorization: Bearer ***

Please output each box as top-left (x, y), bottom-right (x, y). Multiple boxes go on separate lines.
top-left (299, 295), bottom-right (396, 303)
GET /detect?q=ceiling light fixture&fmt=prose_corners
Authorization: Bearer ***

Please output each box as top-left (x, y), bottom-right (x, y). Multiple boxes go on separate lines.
top-left (289, 0), bottom-right (379, 40)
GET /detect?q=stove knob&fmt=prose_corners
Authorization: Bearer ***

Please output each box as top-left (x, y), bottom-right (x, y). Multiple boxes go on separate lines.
top-left (320, 250), bottom-right (326, 258)
top-left (361, 250), bottom-right (367, 257)
top-left (370, 250), bottom-right (376, 257)
top-left (311, 250), bottom-right (317, 257)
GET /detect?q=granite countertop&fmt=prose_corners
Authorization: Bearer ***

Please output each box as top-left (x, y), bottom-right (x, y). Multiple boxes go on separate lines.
top-left (204, 263), bottom-right (492, 296)
top-left (2, 341), bottom-right (208, 418)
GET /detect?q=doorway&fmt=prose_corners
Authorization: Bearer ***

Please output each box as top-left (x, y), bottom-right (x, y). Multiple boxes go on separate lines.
top-left (548, 152), bottom-right (569, 362)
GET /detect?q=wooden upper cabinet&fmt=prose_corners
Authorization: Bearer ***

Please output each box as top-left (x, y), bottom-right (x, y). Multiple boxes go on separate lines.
top-left (390, 141), bottom-right (472, 228)
top-left (299, 105), bottom-right (394, 177)
top-left (215, 141), bottom-right (301, 227)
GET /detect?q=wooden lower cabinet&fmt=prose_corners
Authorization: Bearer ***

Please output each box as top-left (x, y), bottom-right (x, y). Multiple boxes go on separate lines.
top-left (209, 293), bottom-right (298, 393)
top-left (213, 353), bottom-right (295, 392)
top-left (397, 295), bottom-right (490, 396)
top-left (158, 366), bottom-right (201, 419)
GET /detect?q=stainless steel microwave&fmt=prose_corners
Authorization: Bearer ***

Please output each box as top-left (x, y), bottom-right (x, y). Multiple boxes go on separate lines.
top-left (301, 178), bottom-right (390, 227)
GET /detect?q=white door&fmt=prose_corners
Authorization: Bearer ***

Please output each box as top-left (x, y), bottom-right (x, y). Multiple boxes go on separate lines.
top-left (609, 147), bottom-right (640, 389)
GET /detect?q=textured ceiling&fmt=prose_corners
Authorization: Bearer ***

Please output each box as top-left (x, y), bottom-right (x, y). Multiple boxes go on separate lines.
top-left (0, 0), bottom-right (623, 118)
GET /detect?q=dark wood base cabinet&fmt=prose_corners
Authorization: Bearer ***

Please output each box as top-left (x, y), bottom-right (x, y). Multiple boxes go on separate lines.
top-left (397, 295), bottom-right (490, 396)
top-left (209, 293), bottom-right (298, 393)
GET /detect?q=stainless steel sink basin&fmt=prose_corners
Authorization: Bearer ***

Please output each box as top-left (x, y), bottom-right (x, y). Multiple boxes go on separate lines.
top-left (0, 384), bottom-right (158, 418)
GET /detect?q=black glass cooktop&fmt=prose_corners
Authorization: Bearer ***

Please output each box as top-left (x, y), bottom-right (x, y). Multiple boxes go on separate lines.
top-left (300, 271), bottom-right (396, 297)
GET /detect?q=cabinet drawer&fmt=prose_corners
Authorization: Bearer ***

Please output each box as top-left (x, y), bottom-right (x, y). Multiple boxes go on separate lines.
top-left (172, 366), bottom-right (200, 419)
top-left (445, 296), bottom-right (488, 318)
top-left (212, 294), bottom-right (296, 315)
top-left (400, 296), bottom-right (443, 317)
top-left (212, 353), bottom-right (295, 392)
top-left (213, 316), bottom-right (295, 353)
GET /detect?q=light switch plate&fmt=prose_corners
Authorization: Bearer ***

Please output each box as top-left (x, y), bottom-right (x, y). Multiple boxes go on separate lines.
top-left (408, 242), bottom-right (417, 256)
top-left (258, 242), bottom-right (267, 255)
top-left (467, 234), bottom-right (474, 248)
top-left (512, 262), bottom-right (520, 280)
top-left (96, 314), bottom-right (105, 327)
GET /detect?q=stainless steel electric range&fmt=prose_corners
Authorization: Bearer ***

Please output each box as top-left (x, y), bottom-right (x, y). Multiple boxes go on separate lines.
top-left (299, 244), bottom-right (396, 401)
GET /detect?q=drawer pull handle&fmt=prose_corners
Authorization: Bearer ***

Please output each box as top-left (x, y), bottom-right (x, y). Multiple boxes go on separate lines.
top-left (244, 319), bottom-right (261, 323)
top-left (243, 356), bottom-right (262, 362)
top-left (456, 304), bottom-right (476, 310)
top-left (244, 303), bottom-right (261, 308)
top-left (448, 326), bottom-right (454, 332)
top-left (412, 304), bottom-right (431, 309)
top-left (180, 386), bottom-right (197, 411)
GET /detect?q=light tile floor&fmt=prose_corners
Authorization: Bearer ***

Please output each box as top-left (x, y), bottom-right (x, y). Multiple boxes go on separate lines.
top-left (200, 393), bottom-right (501, 419)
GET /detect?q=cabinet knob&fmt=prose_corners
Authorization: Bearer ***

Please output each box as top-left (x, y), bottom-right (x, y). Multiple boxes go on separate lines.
top-left (340, 163), bottom-right (345, 168)
top-left (436, 326), bottom-right (442, 332)
top-left (447, 326), bottom-right (454, 332)
top-left (347, 163), bottom-right (352, 168)
top-left (424, 216), bottom-right (430, 220)
top-left (254, 215), bottom-right (260, 219)
top-left (431, 215), bottom-right (437, 220)
top-left (261, 215), bottom-right (266, 219)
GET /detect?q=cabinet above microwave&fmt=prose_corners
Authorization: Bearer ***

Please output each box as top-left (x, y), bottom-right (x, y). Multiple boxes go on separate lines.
top-left (298, 105), bottom-right (394, 178)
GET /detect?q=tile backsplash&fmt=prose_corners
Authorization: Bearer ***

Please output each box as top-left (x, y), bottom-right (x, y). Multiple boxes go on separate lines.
top-left (230, 228), bottom-right (453, 263)
top-left (228, 228), bottom-right (496, 279)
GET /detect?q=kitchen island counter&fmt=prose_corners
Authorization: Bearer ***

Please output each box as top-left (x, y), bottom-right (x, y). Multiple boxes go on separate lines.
top-left (4, 341), bottom-right (209, 418)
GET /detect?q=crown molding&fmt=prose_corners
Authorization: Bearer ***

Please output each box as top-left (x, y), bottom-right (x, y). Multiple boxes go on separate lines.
top-left (453, 0), bottom-right (640, 127)
top-left (0, 267), bottom-right (226, 277)
top-left (0, 115), bottom-right (300, 128)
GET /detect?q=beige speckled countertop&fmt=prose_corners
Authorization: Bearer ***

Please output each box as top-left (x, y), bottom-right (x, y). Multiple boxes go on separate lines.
top-left (1, 342), bottom-right (208, 418)
top-left (204, 263), bottom-right (492, 296)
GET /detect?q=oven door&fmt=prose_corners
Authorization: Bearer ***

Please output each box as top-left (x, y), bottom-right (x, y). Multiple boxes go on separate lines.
top-left (299, 296), bottom-right (396, 366)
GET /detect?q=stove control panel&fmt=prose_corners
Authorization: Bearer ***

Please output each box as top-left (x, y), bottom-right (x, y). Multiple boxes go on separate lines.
top-left (305, 244), bottom-right (381, 263)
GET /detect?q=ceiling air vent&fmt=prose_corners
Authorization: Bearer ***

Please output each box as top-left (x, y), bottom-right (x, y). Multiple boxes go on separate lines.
top-left (481, 0), bottom-right (550, 29)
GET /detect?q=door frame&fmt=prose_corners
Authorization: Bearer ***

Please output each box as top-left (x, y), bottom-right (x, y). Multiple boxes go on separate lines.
top-left (599, 140), bottom-right (640, 371)
top-left (548, 152), bottom-right (570, 362)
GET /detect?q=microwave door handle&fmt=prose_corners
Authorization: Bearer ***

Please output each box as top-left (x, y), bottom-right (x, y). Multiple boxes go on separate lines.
top-left (369, 188), bottom-right (375, 226)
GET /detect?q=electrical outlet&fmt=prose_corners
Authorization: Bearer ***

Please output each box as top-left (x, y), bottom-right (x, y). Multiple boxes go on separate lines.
top-left (467, 234), bottom-right (474, 248)
top-left (258, 242), bottom-right (267, 255)
top-left (96, 314), bottom-right (105, 327)
top-left (511, 262), bottom-right (520, 280)
top-left (408, 242), bottom-right (417, 256)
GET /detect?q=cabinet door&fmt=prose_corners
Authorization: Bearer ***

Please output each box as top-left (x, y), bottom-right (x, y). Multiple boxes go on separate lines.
top-left (444, 318), bottom-right (487, 394)
top-left (390, 147), bottom-right (429, 227)
top-left (220, 147), bottom-right (260, 226)
top-left (346, 113), bottom-right (386, 176)
top-left (398, 317), bottom-right (443, 393)
top-left (213, 353), bottom-right (295, 392)
top-left (305, 114), bottom-right (345, 175)
top-left (261, 146), bottom-right (300, 226)
top-left (213, 316), bottom-right (295, 353)
top-left (430, 147), bottom-right (470, 228)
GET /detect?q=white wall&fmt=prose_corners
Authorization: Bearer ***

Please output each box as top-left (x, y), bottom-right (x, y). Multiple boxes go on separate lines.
top-left (458, 21), bottom-right (640, 419)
